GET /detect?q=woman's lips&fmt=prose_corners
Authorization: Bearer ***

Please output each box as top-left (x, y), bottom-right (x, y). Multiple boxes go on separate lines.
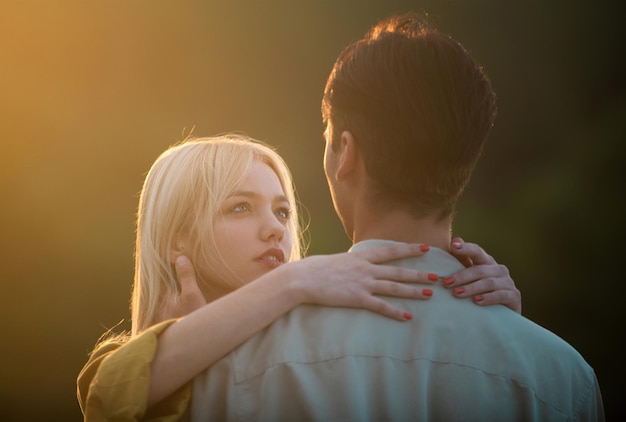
top-left (256, 248), bottom-right (285, 268)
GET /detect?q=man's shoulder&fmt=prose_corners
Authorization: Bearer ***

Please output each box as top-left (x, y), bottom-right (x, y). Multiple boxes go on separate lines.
top-left (220, 288), bottom-right (595, 391)
top-left (200, 301), bottom-right (599, 419)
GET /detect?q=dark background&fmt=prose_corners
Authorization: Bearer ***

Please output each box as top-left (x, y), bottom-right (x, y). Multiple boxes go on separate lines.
top-left (1, 1), bottom-right (624, 420)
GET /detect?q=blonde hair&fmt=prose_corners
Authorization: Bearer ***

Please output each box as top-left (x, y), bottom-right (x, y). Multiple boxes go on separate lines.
top-left (131, 134), bottom-right (302, 335)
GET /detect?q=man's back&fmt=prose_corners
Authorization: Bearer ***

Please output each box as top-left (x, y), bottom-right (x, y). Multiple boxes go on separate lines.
top-left (190, 240), bottom-right (603, 421)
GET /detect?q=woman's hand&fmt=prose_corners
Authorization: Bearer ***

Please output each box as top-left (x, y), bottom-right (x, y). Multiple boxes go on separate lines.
top-left (446, 236), bottom-right (522, 314)
top-left (289, 243), bottom-right (437, 322)
top-left (156, 255), bottom-right (207, 322)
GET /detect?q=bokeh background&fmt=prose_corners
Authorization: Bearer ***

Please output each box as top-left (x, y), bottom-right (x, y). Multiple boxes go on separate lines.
top-left (1, 1), bottom-right (624, 420)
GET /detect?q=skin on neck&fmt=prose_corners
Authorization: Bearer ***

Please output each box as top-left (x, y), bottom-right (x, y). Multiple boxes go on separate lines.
top-left (350, 194), bottom-right (453, 252)
top-left (200, 282), bottom-right (234, 304)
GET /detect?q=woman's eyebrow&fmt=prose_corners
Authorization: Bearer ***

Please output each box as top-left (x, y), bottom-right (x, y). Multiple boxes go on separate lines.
top-left (227, 190), bottom-right (256, 199)
top-left (228, 191), bottom-right (290, 203)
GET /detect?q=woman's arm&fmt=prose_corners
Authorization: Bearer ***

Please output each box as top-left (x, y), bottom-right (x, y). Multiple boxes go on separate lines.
top-left (148, 242), bottom-right (434, 407)
top-left (149, 239), bottom-right (523, 406)
top-left (164, 237), bottom-right (524, 323)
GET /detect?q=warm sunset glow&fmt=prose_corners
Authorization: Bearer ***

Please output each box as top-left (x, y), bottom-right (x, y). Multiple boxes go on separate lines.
top-left (1, 2), bottom-right (622, 419)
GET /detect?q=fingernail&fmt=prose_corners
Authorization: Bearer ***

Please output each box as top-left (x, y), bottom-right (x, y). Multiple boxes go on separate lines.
top-left (423, 288), bottom-right (433, 297)
top-left (443, 277), bottom-right (454, 286)
top-left (176, 255), bottom-right (189, 265)
top-left (403, 312), bottom-right (413, 320)
top-left (454, 287), bottom-right (465, 295)
top-left (474, 295), bottom-right (484, 303)
top-left (427, 273), bottom-right (439, 282)
top-left (452, 242), bottom-right (462, 250)
top-left (420, 244), bottom-right (430, 252)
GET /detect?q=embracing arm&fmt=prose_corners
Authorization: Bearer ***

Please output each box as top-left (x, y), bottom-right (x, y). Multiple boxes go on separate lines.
top-left (148, 243), bottom-right (434, 407)
top-left (149, 238), bottom-right (523, 406)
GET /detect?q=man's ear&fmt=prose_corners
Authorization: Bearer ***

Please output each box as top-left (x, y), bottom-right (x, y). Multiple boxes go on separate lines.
top-left (335, 130), bottom-right (358, 182)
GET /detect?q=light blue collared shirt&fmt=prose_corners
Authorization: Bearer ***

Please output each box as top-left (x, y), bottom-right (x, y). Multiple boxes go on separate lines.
top-left (189, 240), bottom-right (604, 421)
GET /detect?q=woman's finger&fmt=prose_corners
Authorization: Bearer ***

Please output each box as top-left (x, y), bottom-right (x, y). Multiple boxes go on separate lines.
top-left (354, 243), bottom-right (430, 264)
top-left (174, 255), bottom-right (206, 314)
top-left (450, 242), bottom-right (473, 267)
top-left (351, 294), bottom-right (415, 322)
top-left (175, 255), bottom-right (197, 293)
top-left (450, 237), bottom-right (496, 266)
top-left (449, 276), bottom-right (499, 297)
top-left (370, 264), bottom-right (440, 285)
top-left (446, 264), bottom-right (510, 288)
top-left (367, 279), bottom-right (434, 300)
top-left (449, 276), bottom-right (521, 314)
top-left (472, 289), bottom-right (522, 314)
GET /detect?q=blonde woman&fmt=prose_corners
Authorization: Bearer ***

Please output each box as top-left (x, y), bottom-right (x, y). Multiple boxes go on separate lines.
top-left (78, 135), bottom-right (521, 421)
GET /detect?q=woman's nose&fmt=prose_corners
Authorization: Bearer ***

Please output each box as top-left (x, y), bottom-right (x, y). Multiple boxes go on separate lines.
top-left (261, 212), bottom-right (285, 241)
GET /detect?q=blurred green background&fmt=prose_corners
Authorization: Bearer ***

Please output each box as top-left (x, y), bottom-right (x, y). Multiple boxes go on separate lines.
top-left (1, 1), bottom-right (623, 420)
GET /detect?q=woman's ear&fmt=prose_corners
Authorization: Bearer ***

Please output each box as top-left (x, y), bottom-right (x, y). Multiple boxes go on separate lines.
top-left (169, 236), bottom-right (189, 264)
top-left (335, 130), bottom-right (358, 182)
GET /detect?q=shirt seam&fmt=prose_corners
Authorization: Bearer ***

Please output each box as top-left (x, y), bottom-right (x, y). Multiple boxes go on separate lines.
top-left (235, 354), bottom-right (572, 418)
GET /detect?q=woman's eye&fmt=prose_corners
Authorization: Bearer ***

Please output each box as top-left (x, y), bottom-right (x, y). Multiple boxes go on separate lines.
top-left (276, 208), bottom-right (291, 219)
top-left (231, 203), bottom-right (250, 213)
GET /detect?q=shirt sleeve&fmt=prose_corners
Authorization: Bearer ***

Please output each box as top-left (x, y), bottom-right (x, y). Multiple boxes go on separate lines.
top-left (77, 319), bottom-right (192, 422)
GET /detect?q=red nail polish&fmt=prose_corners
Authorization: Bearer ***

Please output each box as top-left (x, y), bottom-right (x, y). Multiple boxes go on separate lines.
top-left (474, 295), bottom-right (484, 303)
top-left (454, 287), bottom-right (464, 295)
top-left (423, 288), bottom-right (433, 297)
top-left (443, 277), bottom-right (454, 286)
top-left (403, 312), bottom-right (413, 320)
top-left (427, 273), bottom-right (439, 282)
top-left (420, 244), bottom-right (430, 252)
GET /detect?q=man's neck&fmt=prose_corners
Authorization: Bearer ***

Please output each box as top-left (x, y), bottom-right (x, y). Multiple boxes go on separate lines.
top-left (352, 207), bottom-right (452, 252)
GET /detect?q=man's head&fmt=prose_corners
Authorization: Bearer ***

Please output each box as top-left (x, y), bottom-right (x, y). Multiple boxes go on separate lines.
top-left (322, 12), bottom-right (496, 227)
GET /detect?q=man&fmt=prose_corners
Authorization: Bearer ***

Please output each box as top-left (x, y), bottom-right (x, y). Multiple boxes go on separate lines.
top-left (189, 12), bottom-right (603, 420)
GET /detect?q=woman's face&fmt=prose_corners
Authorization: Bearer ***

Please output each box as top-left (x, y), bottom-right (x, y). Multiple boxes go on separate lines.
top-left (199, 160), bottom-right (293, 292)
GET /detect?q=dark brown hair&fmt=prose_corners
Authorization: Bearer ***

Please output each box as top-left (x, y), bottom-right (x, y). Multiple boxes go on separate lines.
top-left (322, 12), bottom-right (497, 219)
